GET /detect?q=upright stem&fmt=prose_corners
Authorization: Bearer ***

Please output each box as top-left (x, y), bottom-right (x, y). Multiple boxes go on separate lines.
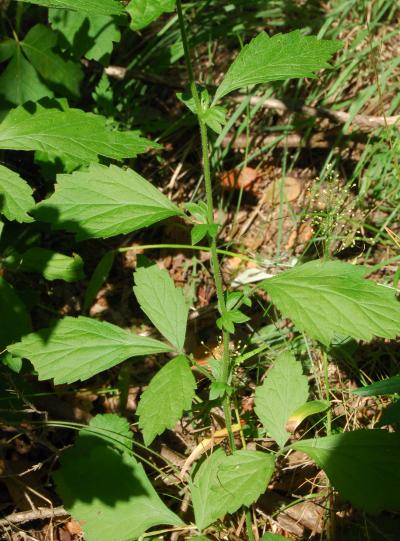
top-left (176, 0), bottom-right (235, 450)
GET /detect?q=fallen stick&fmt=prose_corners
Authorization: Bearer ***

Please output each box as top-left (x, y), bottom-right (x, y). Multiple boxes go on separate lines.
top-left (0, 506), bottom-right (69, 527)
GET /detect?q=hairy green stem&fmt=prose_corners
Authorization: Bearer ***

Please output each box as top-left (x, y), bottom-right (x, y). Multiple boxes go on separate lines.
top-left (176, 0), bottom-right (234, 450)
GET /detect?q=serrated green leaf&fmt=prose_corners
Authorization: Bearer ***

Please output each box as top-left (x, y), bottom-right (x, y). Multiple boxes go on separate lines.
top-left (15, 0), bottom-right (124, 16)
top-left (83, 413), bottom-right (133, 452)
top-left (21, 24), bottom-right (83, 97)
top-left (292, 430), bottom-right (400, 512)
top-left (137, 356), bottom-right (196, 445)
top-left (84, 251), bottom-right (115, 311)
top-left (352, 375), bottom-right (400, 396)
top-left (34, 164), bottom-right (180, 240)
top-left (133, 264), bottom-right (188, 351)
top-left (261, 260), bottom-right (400, 345)
top-left (54, 414), bottom-right (181, 541)
top-left (255, 351), bottom-right (308, 447)
top-left (0, 47), bottom-right (53, 105)
top-left (191, 448), bottom-right (275, 530)
top-left (128, 0), bottom-right (176, 31)
top-left (8, 316), bottom-right (171, 384)
top-left (0, 104), bottom-right (159, 162)
top-left (0, 164), bottom-right (34, 223)
top-left (49, 10), bottom-right (120, 62)
top-left (0, 277), bottom-right (32, 350)
top-left (18, 247), bottom-right (85, 282)
top-left (214, 30), bottom-right (342, 102)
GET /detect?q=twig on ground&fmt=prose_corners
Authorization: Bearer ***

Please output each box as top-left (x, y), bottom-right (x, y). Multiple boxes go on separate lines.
top-left (0, 506), bottom-right (69, 527)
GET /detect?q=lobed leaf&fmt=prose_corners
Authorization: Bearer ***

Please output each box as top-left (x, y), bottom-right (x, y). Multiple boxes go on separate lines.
top-left (0, 104), bottom-right (159, 162)
top-left (137, 356), bottom-right (196, 445)
top-left (0, 164), bottom-right (34, 223)
top-left (34, 164), bottom-right (181, 240)
top-left (54, 414), bottom-right (181, 541)
top-left (8, 316), bottom-right (171, 384)
top-left (261, 259), bottom-right (400, 345)
top-left (191, 448), bottom-right (275, 530)
top-left (133, 265), bottom-right (188, 351)
top-left (254, 351), bottom-right (309, 447)
top-left (292, 430), bottom-right (400, 512)
top-left (214, 30), bottom-right (342, 102)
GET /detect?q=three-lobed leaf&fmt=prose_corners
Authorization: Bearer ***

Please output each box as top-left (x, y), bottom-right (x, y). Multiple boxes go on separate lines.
top-left (54, 414), bottom-right (181, 541)
top-left (261, 260), bottom-right (400, 345)
top-left (254, 351), bottom-right (309, 447)
top-left (0, 164), bottom-right (34, 223)
top-left (214, 30), bottom-right (342, 102)
top-left (8, 316), bottom-right (171, 384)
top-left (0, 104), bottom-right (158, 162)
top-left (191, 448), bottom-right (275, 530)
top-left (133, 265), bottom-right (188, 351)
top-left (292, 430), bottom-right (400, 512)
top-left (137, 355), bottom-right (196, 445)
top-left (34, 164), bottom-right (181, 240)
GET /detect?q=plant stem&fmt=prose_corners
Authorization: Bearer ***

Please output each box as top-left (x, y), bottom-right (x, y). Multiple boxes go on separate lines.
top-left (245, 508), bottom-right (256, 541)
top-left (176, 0), bottom-right (235, 450)
top-left (323, 349), bottom-right (335, 541)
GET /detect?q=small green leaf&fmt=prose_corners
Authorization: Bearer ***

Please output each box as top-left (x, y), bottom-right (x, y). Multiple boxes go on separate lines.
top-left (133, 264), bottom-right (188, 351)
top-left (0, 104), bottom-right (159, 162)
top-left (215, 30), bottom-right (342, 102)
top-left (217, 309), bottom-right (250, 333)
top-left (292, 430), bottom-right (400, 512)
top-left (261, 534), bottom-right (287, 541)
top-left (137, 356), bottom-right (196, 445)
top-left (352, 375), bottom-right (400, 396)
top-left (0, 39), bottom-right (17, 63)
top-left (54, 414), bottom-right (181, 541)
top-left (254, 351), bottom-right (309, 447)
top-left (0, 164), bottom-right (34, 223)
top-left (21, 24), bottom-right (83, 97)
top-left (128, 0), bottom-right (176, 31)
top-left (1, 352), bottom-right (23, 374)
top-left (0, 277), bottom-right (32, 350)
top-left (191, 223), bottom-right (218, 246)
top-left (34, 164), bottom-right (181, 240)
top-left (14, 0), bottom-right (124, 16)
top-left (261, 260), bottom-right (400, 345)
top-left (84, 251), bottom-right (115, 311)
top-left (191, 448), bottom-right (275, 530)
top-left (8, 316), bottom-right (171, 384)
top-left (18, 248), bottom-right (85, 282)
top-left (286, 400), bottom-right (329, 432)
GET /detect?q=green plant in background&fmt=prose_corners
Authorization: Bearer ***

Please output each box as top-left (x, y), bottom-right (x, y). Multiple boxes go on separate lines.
top-left (1, 1), bottom-right (400, 540)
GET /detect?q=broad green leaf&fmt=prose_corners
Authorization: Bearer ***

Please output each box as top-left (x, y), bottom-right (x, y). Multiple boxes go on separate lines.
top-left (191, 448), bottom-right (275, 530)
top-left (292, 430), bottom-right (400, 513)
top-left (34, 164), bottom-right (181, 240)
top-left (54, 414), bottom-right (181, 541)
top-left (18, 247), bottom-right (85, 282)
top-left (0, 39), bottom-right (16, 63)
top-left (214, 30), bottom-right (342, 102)
top-left (133, 265), bottom-right (188, 351)
top-left (286, 400), bottom-right (329, 432)
top-left (137, 356), bottom-right (196, 445)
top-left (21, 24), bottom-right (83, 97)
top-left (84, 251), bottom-right (115, 311)
top-left (0, 47), bottom-right (53, 105)
top-left (0, 104), bottom-right (159, 162)
top-left (0, 277), bottom-right (32, 350)
top-left (15, 0), bottom-right (124, 16)
top-left (352, 375), bottom-right (400, 396)
top-left (0, 165), bottom-right (34, 223)
top-left (8, 316), bottom-right (171, 384)
top-left (379, 401), bottom-right (400, 426)
top-left (261, 260), bottom-right (400, 345)
top-left (128, 0), bottom-right (176, 31)
top-left (261, 535), bottom-right (287, 541)
top-left (254, 351), bottom-right (308, 447)
top-left (49, 10), bottom-right (120, 62)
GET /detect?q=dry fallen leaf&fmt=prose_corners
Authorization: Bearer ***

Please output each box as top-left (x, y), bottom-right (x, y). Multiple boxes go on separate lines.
top-left (265, 176), bottom-right (302, 205)
top-left (220, 166), bottom-right (259, 192)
